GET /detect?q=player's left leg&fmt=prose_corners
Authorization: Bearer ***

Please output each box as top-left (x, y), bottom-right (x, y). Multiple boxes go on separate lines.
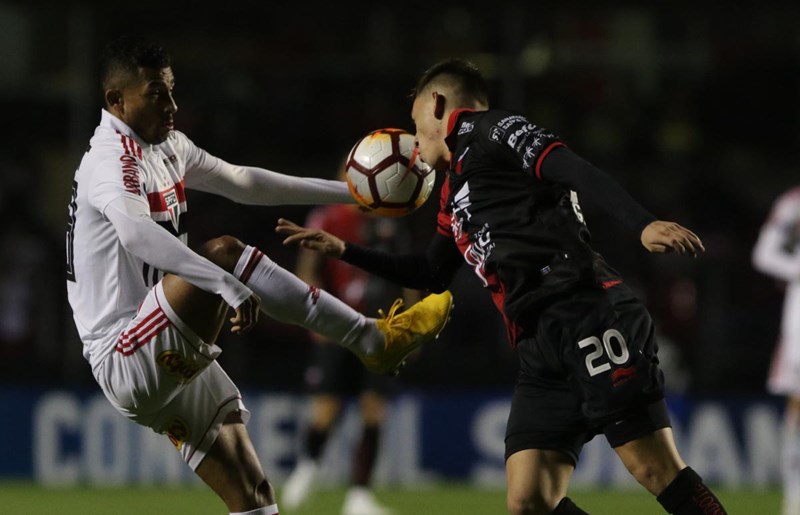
top-left (614, 427), bottom-right (726, 514)
top-left (195, 411), bottom-right (278, 514)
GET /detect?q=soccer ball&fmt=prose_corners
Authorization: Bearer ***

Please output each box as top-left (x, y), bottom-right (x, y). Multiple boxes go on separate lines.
top-left (345, 128), bottom-right (436, 217)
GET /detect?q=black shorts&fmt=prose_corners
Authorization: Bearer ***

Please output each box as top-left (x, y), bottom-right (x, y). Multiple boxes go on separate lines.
top-left (304, 341), bottom-right (394, 397)
top-left (505, 284), bottom-right (670, 465)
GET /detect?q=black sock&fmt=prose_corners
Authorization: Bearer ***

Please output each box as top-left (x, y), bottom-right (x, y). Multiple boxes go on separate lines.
top-left (657, 467), bottom-right (727, 514)
top-left (306, 426), bottom-right (329, 461)
top-left (351, 424), bottom-right (381, 486)
top-left (553, 497), bottom-right (590, 514)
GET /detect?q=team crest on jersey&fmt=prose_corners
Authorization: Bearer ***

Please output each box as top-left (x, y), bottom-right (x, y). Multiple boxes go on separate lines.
top-left (162, 189), bottom-right (180, 232)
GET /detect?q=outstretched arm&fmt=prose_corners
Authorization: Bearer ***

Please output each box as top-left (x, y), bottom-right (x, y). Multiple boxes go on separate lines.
top-left (180, 138), bottom-right (354, 205)
top-left (276, 218), bottom-right (461, 291)
top-left (541, 147), bottom-right (704, 256)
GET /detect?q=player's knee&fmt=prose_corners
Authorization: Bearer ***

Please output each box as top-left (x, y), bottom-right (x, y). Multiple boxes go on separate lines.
top-left (626, 459), bottom-right (672, 493)
top-left (199, 235), bottom-right (245, 273)
top-left (507, 490), bottom-right (552, 515)
top-left (252, 477), bottom-right (275, 507)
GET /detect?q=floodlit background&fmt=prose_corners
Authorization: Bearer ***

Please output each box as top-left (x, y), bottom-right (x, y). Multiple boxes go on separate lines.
top-left (1, 1), bottom-right (798, 511)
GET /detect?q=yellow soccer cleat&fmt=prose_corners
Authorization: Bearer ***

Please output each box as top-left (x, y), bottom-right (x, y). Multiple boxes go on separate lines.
top-left (364, 291), bottom-right (454, 375)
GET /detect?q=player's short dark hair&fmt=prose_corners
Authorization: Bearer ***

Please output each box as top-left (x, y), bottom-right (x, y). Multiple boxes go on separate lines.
top-left (100, 36), bottom-right (171, 90)
top-left (412, 57), bottom-right (489, 106)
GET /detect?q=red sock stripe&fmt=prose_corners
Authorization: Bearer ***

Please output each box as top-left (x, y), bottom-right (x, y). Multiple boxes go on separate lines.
top-left (238, 248), bottom-right (264, 284)
top-left (116, 309), bottom-right (170, 355)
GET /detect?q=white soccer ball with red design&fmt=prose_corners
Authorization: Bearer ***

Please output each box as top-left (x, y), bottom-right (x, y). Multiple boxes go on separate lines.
top-left (345, 128), bottom-right (436, 217)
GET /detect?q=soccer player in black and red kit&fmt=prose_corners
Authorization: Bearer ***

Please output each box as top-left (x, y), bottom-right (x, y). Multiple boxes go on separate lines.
top-left (277, 59), bottom-right (726, 515)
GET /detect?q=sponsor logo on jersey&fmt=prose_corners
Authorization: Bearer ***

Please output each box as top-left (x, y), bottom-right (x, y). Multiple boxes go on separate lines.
top-left (165, 416), bottom-right (190, 450)
top-left (117, 133), bottom-right (143, 195)
top-left (458, 121), bottom-right (474, 135)
top-left (163, 154), bottom-right (177, 166)
top-left (489, 126), bottom-right (505, 143)
top-left (157, 350), bottom-right (205, 384)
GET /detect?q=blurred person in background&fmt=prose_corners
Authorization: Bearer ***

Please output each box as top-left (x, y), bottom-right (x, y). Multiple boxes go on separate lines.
top-left (283, 164), bottom-right (420, 515)
top-left (66, 36), bottom-right (452, 515)
top-left (277, 58), bottom-right (727, 514)
top-left (752, 186), bottom-right (800, 515)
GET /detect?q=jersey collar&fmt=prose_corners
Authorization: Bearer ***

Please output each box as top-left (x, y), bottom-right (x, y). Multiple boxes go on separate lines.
top-left (100, 109), bottom-right (148, 149)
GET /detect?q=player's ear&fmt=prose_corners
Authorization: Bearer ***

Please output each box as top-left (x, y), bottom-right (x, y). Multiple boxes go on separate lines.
top-left (433, 92), bottom-right (446, 120)
top-left (105, 89), bottom-right (123, 111)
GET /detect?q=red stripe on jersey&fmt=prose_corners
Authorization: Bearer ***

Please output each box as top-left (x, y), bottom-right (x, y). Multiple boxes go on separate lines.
top-left (147, 180), bottom-right (186, 212)
top-left (602, 279), bottom-right (623, 289)
top-left (116, 131), bottom-right (143, 159)
top-left (534, 142), bottom-right (565, 180)
top-left (118, 311), bottom-right (167, 347)
top-left (436, 176), bottom-right (452, 237)
top-left (239, 248), bottom-right (264, 284)
top-left (116, 309), bottom-right (170, 355)
top-left (119, 133), bottom-right (131, 155)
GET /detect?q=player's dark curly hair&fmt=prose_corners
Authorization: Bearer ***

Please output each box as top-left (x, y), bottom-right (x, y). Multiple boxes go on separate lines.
top-left (412, 57), bottom-right (489, 106)
top-left (100, 36), bottom-right (171, 90)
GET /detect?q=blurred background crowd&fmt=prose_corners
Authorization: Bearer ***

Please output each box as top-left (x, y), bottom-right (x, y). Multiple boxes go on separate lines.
top-left (1, 2), bottom-right (798, 396)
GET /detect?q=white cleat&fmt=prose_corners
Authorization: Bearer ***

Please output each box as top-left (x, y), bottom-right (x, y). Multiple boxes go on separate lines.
top-left (341, 486), bottom-right (393, 515)
top-left (281, 458), bottom-right (319, 509)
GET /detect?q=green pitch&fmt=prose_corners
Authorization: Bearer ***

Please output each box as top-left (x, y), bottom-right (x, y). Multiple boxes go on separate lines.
top-left (0, 482), bottom-right (781, 514)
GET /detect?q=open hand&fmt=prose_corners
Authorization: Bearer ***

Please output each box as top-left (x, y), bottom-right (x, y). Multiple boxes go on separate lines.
top-left (276, 218), bottom-right (346, 258)
top-left (641, 221), bottom-right (705, 257)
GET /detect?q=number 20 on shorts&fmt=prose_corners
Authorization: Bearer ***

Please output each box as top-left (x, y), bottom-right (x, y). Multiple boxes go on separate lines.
top-left (578, 329), bottom-right (630, 376)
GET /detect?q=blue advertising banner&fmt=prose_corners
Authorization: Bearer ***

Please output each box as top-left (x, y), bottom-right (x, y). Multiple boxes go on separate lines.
top-left (0, 387), bottom-right (785, 487)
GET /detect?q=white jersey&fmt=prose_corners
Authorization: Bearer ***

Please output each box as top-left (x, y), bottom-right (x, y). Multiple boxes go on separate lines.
top-left (66, 110), bottom-right (231, 367)
top-left (67, 109), bottom-right (353, 370)
top-left (752, 186), bottom-right (800, 394)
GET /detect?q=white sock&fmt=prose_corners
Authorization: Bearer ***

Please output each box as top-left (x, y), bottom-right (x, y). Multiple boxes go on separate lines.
top-left (783, 408), bottom-right (800, 514)
top-left (230, 505), bottom-right (279, 515)
top-left (234, 246), bottom-right (382, 354)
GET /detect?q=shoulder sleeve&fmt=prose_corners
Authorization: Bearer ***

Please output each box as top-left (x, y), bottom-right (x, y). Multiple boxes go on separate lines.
top-left (86, 154), bottom-right (149, 214)
top-left (173, 131), bottom-right (226, 186)
top-left (480, 111), bottom-right (565, 179)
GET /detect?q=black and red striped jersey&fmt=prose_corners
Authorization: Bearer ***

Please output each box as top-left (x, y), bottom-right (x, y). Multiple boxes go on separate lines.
top-left (438, 109), bottom-right (623, 344)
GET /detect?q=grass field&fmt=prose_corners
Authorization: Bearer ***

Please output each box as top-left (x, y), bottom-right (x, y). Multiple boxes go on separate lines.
top-left (0, 482), bottom-right (780, 514)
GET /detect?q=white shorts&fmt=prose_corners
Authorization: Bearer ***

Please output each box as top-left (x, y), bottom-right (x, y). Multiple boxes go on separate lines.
top-left (93, 281), bottom-right (249, 470)
top-left (767, 288), bottom-right (800, 397)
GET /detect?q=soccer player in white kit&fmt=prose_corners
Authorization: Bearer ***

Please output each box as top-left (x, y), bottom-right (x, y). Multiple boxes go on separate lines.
top-left (65, 36), bottom-right (453, 515)
top-left (753, 186), bottom-right (800, 515)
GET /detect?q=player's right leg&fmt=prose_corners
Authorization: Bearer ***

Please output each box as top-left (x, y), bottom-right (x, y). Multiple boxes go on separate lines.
top-left (504, 336), bottom-right (592, 514)
top-left (169, 236), bottom-right (453, 375)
